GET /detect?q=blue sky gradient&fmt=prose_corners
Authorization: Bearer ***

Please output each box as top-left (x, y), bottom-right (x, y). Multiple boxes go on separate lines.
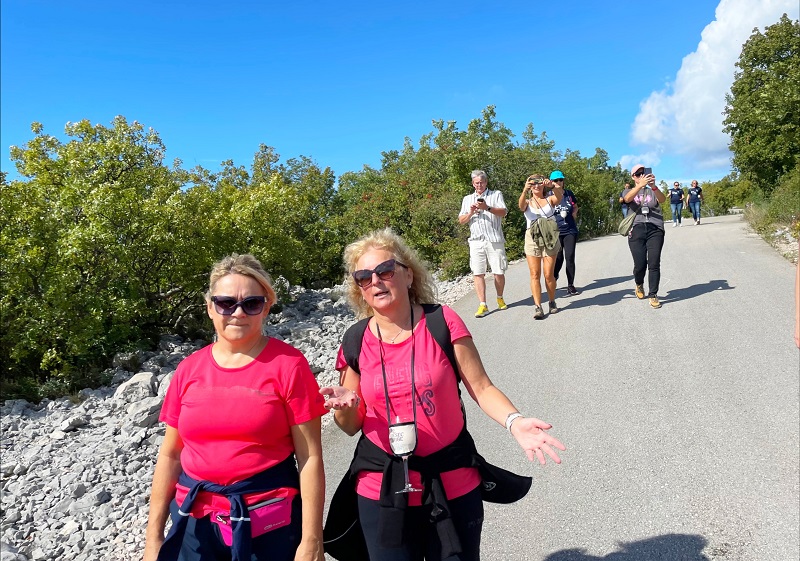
top-left (3, 1), bottom-right (798, 185)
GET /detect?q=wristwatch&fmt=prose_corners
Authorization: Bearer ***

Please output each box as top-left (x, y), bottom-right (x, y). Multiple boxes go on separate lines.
top-left (486, 206), bottom-right (493, 212)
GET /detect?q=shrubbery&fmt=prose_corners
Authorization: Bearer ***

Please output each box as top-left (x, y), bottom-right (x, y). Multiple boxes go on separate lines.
top-left (2, 106), bottom-right (796, 401)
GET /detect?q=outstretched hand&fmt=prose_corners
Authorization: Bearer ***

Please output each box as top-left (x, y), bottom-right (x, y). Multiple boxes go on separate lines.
top-left (319, 386), bottom-right (360, 411)
top-left (510, 417), bottom-right (566, 465)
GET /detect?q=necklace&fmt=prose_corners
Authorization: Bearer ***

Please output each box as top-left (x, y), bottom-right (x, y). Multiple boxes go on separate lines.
top-left (376, 313), bottom-right (411, 344)
top-left (388, 328), bottom-right (405, 344)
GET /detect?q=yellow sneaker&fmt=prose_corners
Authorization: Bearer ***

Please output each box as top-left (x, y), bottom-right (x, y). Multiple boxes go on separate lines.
top-left (496, 297), bottom-right (508, 310)
top-left (635, 285), bottom-right (645, 299)
top-left (475, 303), bottom-right (489, 318)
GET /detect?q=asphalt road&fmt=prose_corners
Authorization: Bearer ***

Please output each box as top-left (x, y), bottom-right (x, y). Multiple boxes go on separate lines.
top-left (321, 215), bottom-right (800, 561)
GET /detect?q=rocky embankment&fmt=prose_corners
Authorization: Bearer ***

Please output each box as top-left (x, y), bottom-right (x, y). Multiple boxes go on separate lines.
top-left (0, 277), bottom-right (473, 561)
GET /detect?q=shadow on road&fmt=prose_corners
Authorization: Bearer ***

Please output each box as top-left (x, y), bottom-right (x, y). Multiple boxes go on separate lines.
top-left (558, 288), bottom-right (631, 310)
top-left (497, 275), bottom-right (635, 312)
top-left (543, 533), bottom-right (710, 561)
top-left (577, 275), bottom-right (632, 293)
top-left (661, 279), bottom-right (734, 303)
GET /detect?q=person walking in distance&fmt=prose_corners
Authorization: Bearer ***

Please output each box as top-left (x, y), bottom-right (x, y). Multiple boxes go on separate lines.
top-left (668, 181), bottom-right (685, 227)
top-left (687, 180), bottom-right (703, 225)
top-left (519, 174), bottom-right (564, 319)
top-left (619, 183), bottom-right (631, 217)
top-left (550, 171), bottom-right (580, 296)
top-left (458, 170), bottom-right (509, 318)
top-left (622, 165), bottom-right (667, 309)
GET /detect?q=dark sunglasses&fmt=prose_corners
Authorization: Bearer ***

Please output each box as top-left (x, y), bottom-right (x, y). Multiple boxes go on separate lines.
top-left (210, 295), bottom-right (267, 315)
top-left (633, 170), bottom-right (645, 177)
top-left (352, 259), bottom-right (407, 289)
top-left (553, 178), bottom-right (565, 183)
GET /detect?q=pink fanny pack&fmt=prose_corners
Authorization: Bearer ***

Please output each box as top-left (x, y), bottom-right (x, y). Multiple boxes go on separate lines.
top-left (213, 497), bottom-right (292, 546)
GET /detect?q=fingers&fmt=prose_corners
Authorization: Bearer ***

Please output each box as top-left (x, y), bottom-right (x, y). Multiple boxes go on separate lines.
top-left (549, 436), bottom-right (567, 451)
top-left (322, 387), bottom-right (360, 411)
top-left (528, 417), bottom-right (553, 430)
top-left (541, 443), bottom-right (562, 464)
top-left (528, 442), bottom-right (563, 465)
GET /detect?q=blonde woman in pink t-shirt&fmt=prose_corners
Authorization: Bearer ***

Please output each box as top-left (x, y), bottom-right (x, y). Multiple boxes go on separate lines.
top-left (144, 254), bottom-right (327, 561)
top-left (320, 229), bottom-right (566, 561)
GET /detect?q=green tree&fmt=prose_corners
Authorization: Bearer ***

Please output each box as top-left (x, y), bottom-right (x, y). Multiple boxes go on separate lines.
top-left (2, 119), bottom-right (193, 395)
top-left (723, 14), bottom-right (800, 193)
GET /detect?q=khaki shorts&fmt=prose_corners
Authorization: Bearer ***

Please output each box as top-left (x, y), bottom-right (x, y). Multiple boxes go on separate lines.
top-left (524, 228), bottom-right (561, 257)
top-left (469, 239), bottom-right (508, 275)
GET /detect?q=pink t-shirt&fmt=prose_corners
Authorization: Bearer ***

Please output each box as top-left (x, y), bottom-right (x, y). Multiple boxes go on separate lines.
top-left (335, 305), bottom-right (481, 505)
top-left (161, 338), bottom-right (327, 515)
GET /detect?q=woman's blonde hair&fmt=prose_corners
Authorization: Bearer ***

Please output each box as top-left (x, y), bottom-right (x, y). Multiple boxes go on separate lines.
top-left (205, 253), bottom-right (277, 310)
top-left (343, 228), bottom-right (437, 318)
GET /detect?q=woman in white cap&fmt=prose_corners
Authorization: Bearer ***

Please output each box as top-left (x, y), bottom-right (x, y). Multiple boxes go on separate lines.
top-left (622, 165), bottom-right (666, 309)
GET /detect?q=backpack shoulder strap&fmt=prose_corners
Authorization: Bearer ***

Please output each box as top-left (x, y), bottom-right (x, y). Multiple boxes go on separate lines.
top-left (421, 303), bottom-right (459, 385)
top-left (341, 317), bottom-right (371, 375)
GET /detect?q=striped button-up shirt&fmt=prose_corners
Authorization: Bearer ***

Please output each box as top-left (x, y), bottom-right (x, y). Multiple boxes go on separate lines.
top-left (459, 189), bottom-right (507, 243)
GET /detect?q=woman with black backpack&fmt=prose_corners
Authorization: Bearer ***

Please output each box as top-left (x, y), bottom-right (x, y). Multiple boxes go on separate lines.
top-left (319, 228), bottom-right (565, 561)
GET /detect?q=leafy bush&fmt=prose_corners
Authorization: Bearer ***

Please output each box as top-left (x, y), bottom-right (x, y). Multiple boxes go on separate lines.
top-left (5, 103), bottom-right (794, 400)
top-left (766, 166), bottom-right (800, 230)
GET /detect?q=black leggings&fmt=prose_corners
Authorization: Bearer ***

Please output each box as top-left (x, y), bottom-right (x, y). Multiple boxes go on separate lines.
top-left (628, 222), bottom-right (665, 297)
top-left (357, 486), bottom-right (484, 561)
top-left (554, 233), bottom-right (577, 286)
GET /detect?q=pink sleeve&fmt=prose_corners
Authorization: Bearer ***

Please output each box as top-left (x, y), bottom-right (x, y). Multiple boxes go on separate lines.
top-left (442, 305), bottom-right (472, 343)
top-left (334, 345), bottom-right (347, 372)
top-left (282, 356), bottom-right (327, 426)
top-left (159, 366), bottom-right (183, 427)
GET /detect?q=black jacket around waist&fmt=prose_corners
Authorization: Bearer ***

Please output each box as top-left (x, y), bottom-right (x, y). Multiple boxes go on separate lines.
top-left (322, 425), bottom-right (532, 561)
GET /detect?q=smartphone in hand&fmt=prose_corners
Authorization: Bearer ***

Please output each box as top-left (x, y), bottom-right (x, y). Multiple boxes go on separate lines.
top-left (643, 167), bottom-right (653, 175)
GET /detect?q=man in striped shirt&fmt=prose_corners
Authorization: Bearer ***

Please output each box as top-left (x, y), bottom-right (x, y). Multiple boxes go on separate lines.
top-left (458, 170), bottom-right (509, 318)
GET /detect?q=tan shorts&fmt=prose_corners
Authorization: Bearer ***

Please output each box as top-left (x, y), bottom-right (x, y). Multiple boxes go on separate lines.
top-left (468, 239), bottom-right (508, 275)
top-left (524, 228), bottom-right (561, 257)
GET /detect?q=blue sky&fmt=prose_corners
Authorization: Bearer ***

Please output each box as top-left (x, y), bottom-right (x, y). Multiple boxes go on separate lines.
top-left (2, 1), bottom-right (798, 186)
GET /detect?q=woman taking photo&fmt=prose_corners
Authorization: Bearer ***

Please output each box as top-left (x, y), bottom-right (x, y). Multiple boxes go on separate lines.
top-left (518, 174), bottom-right (564, 319)
top-left (623, 165), bottom-right (667, 309)
top-left (144, 253), bottom-right (327, 561)
top-left (320, 229), bottom-right (565, 561)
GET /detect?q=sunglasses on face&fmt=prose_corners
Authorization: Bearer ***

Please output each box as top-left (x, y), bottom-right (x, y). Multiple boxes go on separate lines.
top-left (553, 178), bottom-right (565, 183)
top-left (210, 295), bottom-right (267, 315)
top-left (633, 171), bottom-right (645, 177)
top-left (352, 259), bottom-right (408, 289)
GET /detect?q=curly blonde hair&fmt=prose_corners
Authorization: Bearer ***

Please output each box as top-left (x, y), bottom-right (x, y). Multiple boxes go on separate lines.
top-left (342, 228), bottom-right (438, 318)
top-left (205, 253), bottom-right (277, 310)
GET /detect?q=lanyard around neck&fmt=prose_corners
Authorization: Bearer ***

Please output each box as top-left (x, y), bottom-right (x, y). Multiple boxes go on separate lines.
top-left (375, 303), bottom-right (416, 430)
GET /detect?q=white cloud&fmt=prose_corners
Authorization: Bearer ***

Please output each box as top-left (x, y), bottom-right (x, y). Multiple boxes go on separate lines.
top-left (627, 0), bottom-right (799, 174)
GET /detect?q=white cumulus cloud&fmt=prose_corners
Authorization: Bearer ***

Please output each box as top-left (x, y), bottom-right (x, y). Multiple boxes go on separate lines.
top-left (627, 0), bottom-right (799, 174)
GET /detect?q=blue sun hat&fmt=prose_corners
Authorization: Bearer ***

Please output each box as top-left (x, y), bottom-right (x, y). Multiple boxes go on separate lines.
top-left (549, 170), bottom-right (565, 180)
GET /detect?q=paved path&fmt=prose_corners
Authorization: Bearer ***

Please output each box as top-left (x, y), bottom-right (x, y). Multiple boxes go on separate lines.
top-left (322, 215), bottom-right (799, 561)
